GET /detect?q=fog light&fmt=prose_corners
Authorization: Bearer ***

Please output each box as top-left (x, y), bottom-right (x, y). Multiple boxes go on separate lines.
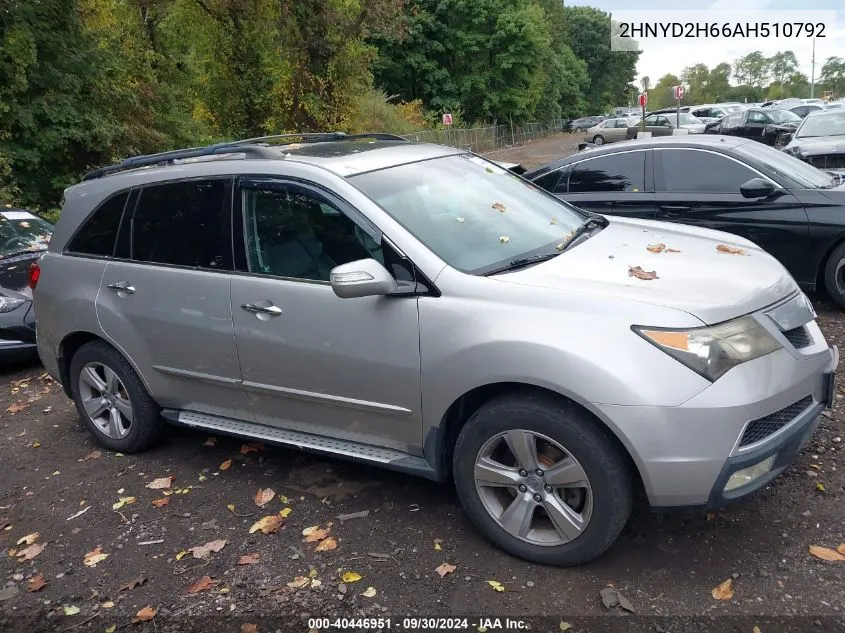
top-left (724, 455), bottom-right (776, 492)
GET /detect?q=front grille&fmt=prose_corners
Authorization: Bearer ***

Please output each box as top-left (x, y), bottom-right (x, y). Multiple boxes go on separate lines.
top-left (806, 155), bottom-right (845, 169)
top-left (739, 396), bottom-right (813, 447)
top-left (783, 325), bottom-right (812, 349)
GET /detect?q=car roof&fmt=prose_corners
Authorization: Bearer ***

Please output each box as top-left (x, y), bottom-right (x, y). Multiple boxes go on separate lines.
top-left (524, 135), bottom-right (748, 177)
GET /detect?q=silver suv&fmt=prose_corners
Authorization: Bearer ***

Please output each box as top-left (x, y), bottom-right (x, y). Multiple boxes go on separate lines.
top-left (33, 133), bottom-right (838, 565)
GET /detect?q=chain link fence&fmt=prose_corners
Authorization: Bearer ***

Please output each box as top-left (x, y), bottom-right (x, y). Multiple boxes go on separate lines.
top-left (401, 119), bottom-right (570, 153)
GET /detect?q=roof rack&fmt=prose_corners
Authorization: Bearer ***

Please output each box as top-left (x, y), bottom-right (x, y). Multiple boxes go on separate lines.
top-left (81, 131), bottom-right (408, 182)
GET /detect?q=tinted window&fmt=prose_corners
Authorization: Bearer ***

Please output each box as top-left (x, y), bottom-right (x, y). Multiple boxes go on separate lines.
top-left (242, 185), bottom-right (380, 281)
top-left (657, 149), bottom-right (758, 193)
top-left (748, 111), bottom-right (770, 124)
top-left (66, 192), bottom-right (128, 257)
top-left (568, 152), bottom-right (646, 193)
top-left (532, 169), bottom-right (564, 193)
top-left (132, 180), bottom-right (229, 269)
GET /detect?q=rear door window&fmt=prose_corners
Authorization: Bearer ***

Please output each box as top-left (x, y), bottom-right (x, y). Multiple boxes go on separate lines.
top-left (656, 149), bottom-right (759, 193)
top-left (66, 192), bottom-right (129, 257)
top-left (567, 152), bottom-right (646, 193)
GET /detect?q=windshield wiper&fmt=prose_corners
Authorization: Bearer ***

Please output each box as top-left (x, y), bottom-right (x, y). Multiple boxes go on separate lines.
top-left (482, 251), bottom-right (562, 276)
top-left (557, 215), bottom-right (609, 254)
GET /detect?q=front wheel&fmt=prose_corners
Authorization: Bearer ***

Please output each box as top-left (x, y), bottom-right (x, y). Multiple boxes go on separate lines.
top-left (823, 242), bottom-right (845, 309)
top-left (453, 394), bottom-right (634, 566)
top-left (592, 135), bottom-right (605, 146)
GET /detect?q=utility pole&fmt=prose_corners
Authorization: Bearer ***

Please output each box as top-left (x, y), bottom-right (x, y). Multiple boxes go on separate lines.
top-left (810, 36), bottom-right (816, 98)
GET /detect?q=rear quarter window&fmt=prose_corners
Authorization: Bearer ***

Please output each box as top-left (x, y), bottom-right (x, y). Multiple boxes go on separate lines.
top-left (65, 192), bottom-right (130, 257)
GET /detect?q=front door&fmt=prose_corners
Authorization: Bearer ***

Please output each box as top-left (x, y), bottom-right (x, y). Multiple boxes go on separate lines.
top-left (229, 177), bottom-right (422, 452)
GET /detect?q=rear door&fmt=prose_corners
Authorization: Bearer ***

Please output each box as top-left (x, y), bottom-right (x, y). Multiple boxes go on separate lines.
top-left (745, 111), bottom-right (771, 141)
top-left (653, 147), bottom-right (811, 282)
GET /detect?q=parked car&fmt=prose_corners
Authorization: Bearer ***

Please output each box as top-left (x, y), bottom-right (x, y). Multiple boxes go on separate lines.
top-left (803, 99), bottom-right (826, 107)
top-left (690, 104), bottom-right (750, 122)
top-left (32, 133), bottom-right (838, 566)
top-left (583, 117), bottom-right (639, 145)
top-left (782, 110), bottom-right (845, 170)
top-left (523, 135), bottom-right (845, 306)
top-left (0, 207), bottom-right (53, 360)
top-left (570, 116), bottom-right (606, 132)
top-left (789, 104), bottom-right (824, 119)
top-left (626, 112), bottom-right (706, 139)
top-left (705, 108), bottom-right (801, 146)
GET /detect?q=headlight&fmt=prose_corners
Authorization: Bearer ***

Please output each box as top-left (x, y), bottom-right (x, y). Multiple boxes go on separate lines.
top-left (0, 297), bottom-right (26, 313)
top-left (633, 316), bottom-right (782, 382)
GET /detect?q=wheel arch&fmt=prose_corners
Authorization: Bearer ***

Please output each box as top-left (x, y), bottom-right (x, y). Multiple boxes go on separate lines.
top-left (58, 331), bottom-right (153, 398)
top-left (816, 234), bottom-right (845, 299)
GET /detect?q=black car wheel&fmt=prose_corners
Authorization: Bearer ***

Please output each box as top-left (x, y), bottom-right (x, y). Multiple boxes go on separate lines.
top-left (824, 243), bottom-right (845, 309)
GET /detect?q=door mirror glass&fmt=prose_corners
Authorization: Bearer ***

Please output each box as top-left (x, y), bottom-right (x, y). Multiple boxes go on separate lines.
top-left (740, 177), bottom-right (776, 199)
top-left (330, 258), bottom-right (397, 299)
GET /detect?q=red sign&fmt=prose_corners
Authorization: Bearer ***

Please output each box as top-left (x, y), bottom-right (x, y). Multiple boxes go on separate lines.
top-left (442, 113), bottom-right (453, 125)
top-left (638, 93), bottom-right (648, 107)
top-left (673, 85), bottom-right (685, 100)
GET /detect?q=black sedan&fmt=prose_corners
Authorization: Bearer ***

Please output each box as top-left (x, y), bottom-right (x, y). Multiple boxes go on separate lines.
top-left (704, 108), bottom-right (801, 146)
top-left (0, 208), bottom-right (53, 359)
top-left (523, 135), bottom-right (845, 306)
top-left (783, 110), bottom-right (845, 170)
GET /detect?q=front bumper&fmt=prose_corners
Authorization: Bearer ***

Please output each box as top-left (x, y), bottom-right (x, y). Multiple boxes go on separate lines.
top-left (0, 300), bottom-right (37, 360)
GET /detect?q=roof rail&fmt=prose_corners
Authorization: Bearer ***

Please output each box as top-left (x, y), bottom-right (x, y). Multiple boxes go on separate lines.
top-left (81, 131), bottom-right (408, 182)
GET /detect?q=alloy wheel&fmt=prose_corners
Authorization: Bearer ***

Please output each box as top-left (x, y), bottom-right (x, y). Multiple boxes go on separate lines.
top-left (77, 362), bottom-right (134, 439)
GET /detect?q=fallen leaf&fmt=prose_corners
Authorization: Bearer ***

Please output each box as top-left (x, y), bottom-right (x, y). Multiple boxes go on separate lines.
top-left (666, 248), bottom-right (681, 253)
top-left (241, 625), bottom-right (257, 633)
top-left (120, 576), bottom-right (147, 592)
top-left (315, 536), bottom-right (337, 552)
top-left (146, 476), bottom-right (175, 490)
top-left (77, 451), bottom-right (101, 462)
top-left (101, 601), bottom-right (115, 608)
top-left (341, 571), bottom-right (362, 583)
top-left (361, 586), bottom-right (377, 598)
top-left (254, 488), bottom-right (275, 507)
top-left (187, 575), bottom-right (216, 593)
top-left (83, 546), bottom-right (109, 567)
top-left (133, 606), bottom-right (157, 623)
top-left (279, 507), bottom-right (292, 518)
top-left (27, 573), bottom-right (47, 592)
top-left (499, 235), bottom-right (510, 244)
top-left (16, 543), bottom-right (45, 561)
top-left (550, 217), bottom-right (557, 225)
top-left (716, 244), bottom-right (747, 255)
top-left (279, 494), bottom-right (289, 504)
top-left (491, 202), bottom-right (507, 213)
top-left (106, 626), bottom-right (116, 633)
top-left (237, 553), bottom-right (260, 565)
top-left (753, 627), bottom-right (762, 633)
top-left (559, 623), bottom-right (571, 632)
top-left (837, 544), bottom-right (845, 556)
top-left (287, 576), bottom-right (310, 589)
top-left (31, 440), bottom-right (40, 448)
top-left (240, 443), bottom-right (263, 454)
top-left (809, 545), bottom-right (845, 562)
top-left (599, 587), bottom-right (619, 609)
top-left (63, 605), bottom-right (80, 616)
top-left (816, 482), bottom-right (826, 492)
top-left (6, 402), bottom-right (28, 413)
top-left (456, 216), bottom-right (465, 223)
top-left (151, 498), bottom-right (170, 508)
top-left (434, 541), bottom-right (441, 551)
top-left (203, 436), bottom-right (217, 447)
top-left (647, 243), bottom-right (665, 253)
top-left (226, 504), bottom-right (236, 512)
top-left (112, 496), bottom-right (136, 510)
top-left (711, 578), bottom-right (734, 600)
top-left (188, 539), bottom-right (227, 559)
top-left (175, 550), bottom-right (187, 561)
top-left (435, 563), bottom-right (456, 577)
top-left (628, 265), bottom-right (659, 280)
top-left (16, 532), bottom-right (39, 546)
top-left (219, 459), bottom-right (232, 471)
top-left (250, 515), bottom-right (284, 534)
top-left (487, 580), bottom-right (505, 592)
top-left (618, 591), bottom-right (636, 613)
top-left (303, 527), bottom-right (331, 543)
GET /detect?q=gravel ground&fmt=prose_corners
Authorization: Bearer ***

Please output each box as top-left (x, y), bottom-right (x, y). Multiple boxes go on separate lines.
top-left (1, 138), bottom-right (844, 633)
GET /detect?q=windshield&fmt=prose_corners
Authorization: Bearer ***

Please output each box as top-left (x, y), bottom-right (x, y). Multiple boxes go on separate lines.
top-left (767, 109), bottom-right (801, 123)
top-left (351, 154), bottom-right (586, 274)
top-left (796, 112), bottom-right (845, 138)
top-left (733, 142), bottom-right (835, 189)
top-left (0, 210), bottom-right (53, 259)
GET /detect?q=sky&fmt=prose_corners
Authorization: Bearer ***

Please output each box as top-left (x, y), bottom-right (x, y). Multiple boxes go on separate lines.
top-left (570, 0), bottom-right (845, 88)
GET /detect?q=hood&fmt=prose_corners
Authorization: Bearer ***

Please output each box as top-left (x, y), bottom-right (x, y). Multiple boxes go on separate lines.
top-left (785, 136), bottom-right (845, 157)
top-left (0, 252), bottom-right (40, 300)
top-left (770, 121), bottom-right (800, 131)
top-left (494, 217), bottom-right (797, 325)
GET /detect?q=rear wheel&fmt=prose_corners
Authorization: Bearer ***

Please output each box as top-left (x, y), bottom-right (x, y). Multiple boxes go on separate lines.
top-left (823, 242), bottom-right (845, 309)
top-left (592, 135), bottom-right (605, 145)
top-left (453, 394), bottom-right (634, 565)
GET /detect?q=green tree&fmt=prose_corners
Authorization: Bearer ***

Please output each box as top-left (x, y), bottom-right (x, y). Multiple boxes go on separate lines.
top-left (820, 56), bottom-right (845, 98)
top-left (534, 0), bottom-right (588, 119)
top-left (733, 51), bottom-right (770, 88)
top-left (707, 63), bottom-right (732, 102)
top-left (680, 63), bottom-right (708, 102)
top-left (650, 73), bottom-right (681, 109)
top-left (768, 51), bottom-right (798, 98)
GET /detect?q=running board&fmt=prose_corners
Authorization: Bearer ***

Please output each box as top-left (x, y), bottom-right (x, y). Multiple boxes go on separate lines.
top-left (161, 409), bottom-right (442, 481)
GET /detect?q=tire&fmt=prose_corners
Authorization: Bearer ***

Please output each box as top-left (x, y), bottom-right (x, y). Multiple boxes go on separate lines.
top-left (453, 393), bottom-right (633, 566)
top-left (823, 242), bottom-right (845, 309)
top-left (592, 135), bottom-right (605, 145)
top-left (69, 340), bottom-right (163, 453)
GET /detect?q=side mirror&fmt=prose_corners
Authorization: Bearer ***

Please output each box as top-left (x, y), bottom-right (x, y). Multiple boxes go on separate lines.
top-left (740, 178), bottom-right (776, 199)
top-left (330, 259), bottom-right (397, 299)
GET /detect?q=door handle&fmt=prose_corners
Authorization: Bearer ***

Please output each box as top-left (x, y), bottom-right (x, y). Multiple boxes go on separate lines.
top-left (107, 281), bottom-right (135, 295)
top-left (241, 303), bottom-right (282, 317)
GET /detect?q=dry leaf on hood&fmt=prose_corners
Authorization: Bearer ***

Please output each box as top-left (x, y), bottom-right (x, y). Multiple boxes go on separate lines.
top-left (151, 498), bottom-right (170, 508)
top-left (83, 546), bottom-right (108, 567)
top-left (716, 244), bottom-right (747, 256)
top-left (491, 202), bottom-right (507, 213)
top-left (240, 443), bottom-right (263, 454)
top-left (341, 571), bottom-right (362, 583)
top-left (146, 476), bottom-right (174, 490)
top-left (16, 532), bottom-right (39, 546)
top-left (498, 235), bottom-right (510, 244)
top-left (628, 265), bottom-right (659, 280)
top-left (63, 605), bottom-right (80, 616)
top-left (77, 451), bottom-right (101, 462)
top-left (666, 248), bottom-right (681, 253)
top-left (237, 553), bottom-right (260, 565)
top-left (303, 527), bottom-right (331, 543)
top-left (16, 543), bottom-right (45, 561)
top-left (361, 586), bottom-right (377, 598)
top-left (27, 573), bottom-right (47, 592)
top-left (254, 488), bottom-right (275, 507)
top-left (809, 545), bottom-right (845, 562)
top-left (187, 575), bottom-right (216, 593)
top-left (133, 606), bottom-right (157, 623)
top-left (487, 580), bottom-right (505, 592)
top-left (711, 578), bottom-right (734, 600)
top-left (646, 243), bottom-right (666, 253)
top-left (219, 459), bottom-right (232, 471)
top-left (286, 576), bottom-right (310, 589)
top-left (435, 563), bottom-right (456, 577)
top-left (315, 536), bottom-right (337, 552)
top-left (249, 515), bottom-right (284, 534)
top-left (188, 539), bottom-right (227, 559)
top-left (120, 576), bottom-right (147, 592)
